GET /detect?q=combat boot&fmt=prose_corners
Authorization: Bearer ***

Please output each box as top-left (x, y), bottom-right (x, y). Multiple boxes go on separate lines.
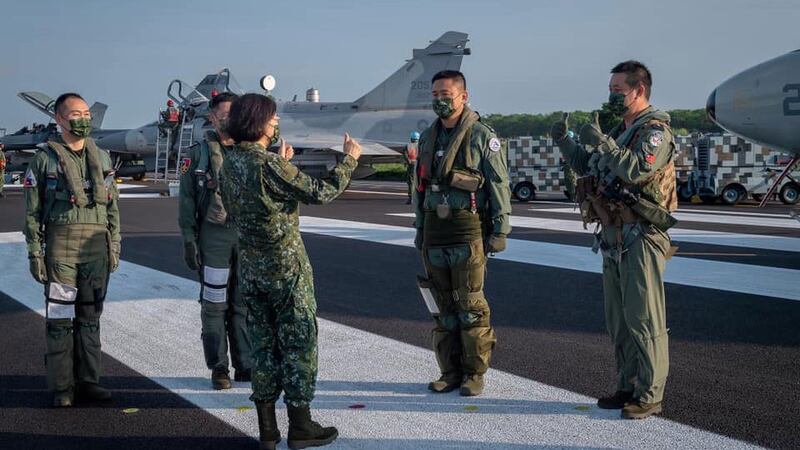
top-left (287, 405), bottom-right (338, 449)
top-left (428, 372), bottom-right (462, 393)
top-left (255, 401), bottom-right (281, 450)
top-left (621, 399), bottom-right (663, 419)
top-left (459, 374), bottom-right (484, 397)
top-left (234, 368), bottom-right (252, 382)
top-left (76, 383), bottom-right (112, 401)
top-left (212, 366), bottom-right (232, 390)
top-left (52, 389), bottom-right (74, 407)
top-left (597, 390), bottom-right (633, 409)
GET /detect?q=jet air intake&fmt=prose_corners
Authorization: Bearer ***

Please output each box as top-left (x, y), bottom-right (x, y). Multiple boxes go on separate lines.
top-left (306, 88), bottom-right (320, 103)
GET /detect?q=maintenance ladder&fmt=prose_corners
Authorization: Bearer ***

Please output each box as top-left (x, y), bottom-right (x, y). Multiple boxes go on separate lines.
top-left (154, 110), bottom-right (195, 183)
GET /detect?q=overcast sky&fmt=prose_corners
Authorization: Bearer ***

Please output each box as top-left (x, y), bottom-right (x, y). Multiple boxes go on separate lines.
top-left (0, 0), bottom-right (797, 130)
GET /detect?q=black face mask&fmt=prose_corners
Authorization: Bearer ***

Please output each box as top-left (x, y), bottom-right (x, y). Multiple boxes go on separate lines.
top-left (607, 92), bottom-right (629, 116)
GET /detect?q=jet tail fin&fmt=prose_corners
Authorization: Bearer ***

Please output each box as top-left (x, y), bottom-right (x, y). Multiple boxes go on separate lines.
top-left (354, 31), bottom-right (470, 110)
top-left (90, 102), bottom-right (108, 129)
top-left (18, 91), bottom-right (56, 119)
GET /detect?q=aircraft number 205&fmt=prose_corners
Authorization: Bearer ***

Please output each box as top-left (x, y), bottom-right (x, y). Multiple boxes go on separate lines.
top-left (411, 81), bottom-right (431, 91)
top-left (784, 84), bottom-right (800, 116)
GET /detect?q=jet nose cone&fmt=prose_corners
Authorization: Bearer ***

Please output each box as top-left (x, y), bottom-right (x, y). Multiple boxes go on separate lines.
top-left (706, 89), bottom-right (717, 123)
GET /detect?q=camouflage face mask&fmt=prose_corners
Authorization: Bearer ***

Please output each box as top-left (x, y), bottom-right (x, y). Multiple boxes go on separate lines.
top-left (268, 125), bottom-right (280, 147)
top-left (68, 117), bottom-right (92, 138)
top-left (432, 98), bottom-right (456, 119)
top-left (215, 117), bottom-right (229, 135)
top-left (607, 92), bottom-right (629, 116)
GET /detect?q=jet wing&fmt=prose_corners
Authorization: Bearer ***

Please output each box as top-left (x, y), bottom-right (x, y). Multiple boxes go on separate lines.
top-left (18, 91), bottom-right (56, 119)
top-left (282, 132), bottom-right (400, 156)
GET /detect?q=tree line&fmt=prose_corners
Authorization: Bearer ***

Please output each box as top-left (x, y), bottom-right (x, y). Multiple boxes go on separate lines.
top-left (480, 107), bottom-right (721, 139)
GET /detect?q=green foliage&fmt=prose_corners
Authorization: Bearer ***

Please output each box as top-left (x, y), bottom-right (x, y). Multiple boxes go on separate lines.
top-left (369, 163), bottom-right (407, 181)
top-left (482, 108), bottom-right (721, 138)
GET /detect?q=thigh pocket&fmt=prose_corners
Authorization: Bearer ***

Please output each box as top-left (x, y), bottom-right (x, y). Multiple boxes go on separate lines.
top-left (461, 240), bottom-right (486, 295)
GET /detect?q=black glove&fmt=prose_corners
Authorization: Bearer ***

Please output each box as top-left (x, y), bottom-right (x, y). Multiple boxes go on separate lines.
top-left (484, 235), bottom-right (507, 254)
top-left (110, 242), bottom-right (121, 273)
top-left (550, 112), bottom-right (570, 142)
top-left (184, 240), bottom-right (202, 271)
top-left (579, 111), bottom-right (607, 147)
top-left (29, 253), bottom-right (47, 284)
top-left (414, 229), bottom-right (423, 250)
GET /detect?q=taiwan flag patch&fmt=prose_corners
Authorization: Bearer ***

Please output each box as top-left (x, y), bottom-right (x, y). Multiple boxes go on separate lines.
top-left (23, 168), bottom-right (37, 188)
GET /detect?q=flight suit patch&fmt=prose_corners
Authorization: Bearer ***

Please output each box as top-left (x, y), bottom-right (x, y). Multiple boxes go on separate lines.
top-left (489, 138), bottom-right (501, 152)
top-left (180, 158), bottom-right (192, 174)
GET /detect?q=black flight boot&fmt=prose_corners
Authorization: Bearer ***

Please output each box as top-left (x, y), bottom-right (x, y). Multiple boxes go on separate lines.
top-left (597, 390), bottom-right (634, 409)
top-left (287, 405), bottom-right (338, 449)
top-left (255, 401), bottom-right (281, 450)
top-left (76, 382), bottom-right (112, 401)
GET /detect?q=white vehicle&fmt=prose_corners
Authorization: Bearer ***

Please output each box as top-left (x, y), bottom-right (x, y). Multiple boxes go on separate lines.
top-left (675, 134), bottom-right (800, 205)
top-left (507, 137), bottom-right (567, 202)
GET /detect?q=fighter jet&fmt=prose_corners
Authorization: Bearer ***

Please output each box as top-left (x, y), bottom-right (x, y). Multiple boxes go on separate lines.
top-left (706, 49), bottom-right (800, 206)
top-left (96, 31), bottom-right (471, 179)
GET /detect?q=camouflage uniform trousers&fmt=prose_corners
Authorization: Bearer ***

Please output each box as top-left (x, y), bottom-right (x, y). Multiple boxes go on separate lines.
top-left (198, 222), bottom-right (253, 372)
top-left (44, 255), bottom-right (109, 393)
top-left (601, 223), bottom-right (670, 404)
top-left (423, 239), bottom-right (496, 379)
top-left (238, 248), bottom-right (318, 407)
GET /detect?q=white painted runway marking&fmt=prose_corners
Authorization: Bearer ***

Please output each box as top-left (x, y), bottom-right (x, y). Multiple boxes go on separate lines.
top-left (667, 208), bottom-right (792, 218)
top-left (0, 231), bottom-right (762, 449)
top-left (300, 217), bottom-right (800, 302)
top-left (346, 190), bottom-right (407, 197)
top-left (532, 207), bottom-right (800, 229)
top-left (119, 193), bottom-right (164, 199)
top-left (387, 213), bottom-right (800, 253)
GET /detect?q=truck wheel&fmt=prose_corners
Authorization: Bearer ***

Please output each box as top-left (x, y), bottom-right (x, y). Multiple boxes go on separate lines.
top-left (721, 185), bottom-right (744, 205)
top-left (677, 182), bottom-right (693, 202)
top-left (513, 182), bottom-right (535, 202)
top-left (779, 182), bottom-right (800, 205)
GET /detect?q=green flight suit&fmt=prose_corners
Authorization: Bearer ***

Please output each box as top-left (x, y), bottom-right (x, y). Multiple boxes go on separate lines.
top-left (563, 161), bottom-right (577, 201)
top-left (178, 131), bottom-right (253, 374)
top-left (414, 108), bottom-right (512, 380)
top-left (220, 142), bottom-right (356, 407)
top-left (23, 136), bottom-right (121, 395)
top-left (560, 106), bottom-right (675, 404)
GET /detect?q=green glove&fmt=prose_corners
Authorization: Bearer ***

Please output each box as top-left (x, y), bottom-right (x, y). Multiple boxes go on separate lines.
top-left (110, 241), bottom-right (121, 273)
top-left (485, 235), bottom-right (507, 254)
top-left (579, 112), bottom-right (606, 147)
top-left (550, 112), bottom-right (570, 142)
top-left (29, 253), bottom-right (47, 284)
top-left (414, 229), bottom-right (423, 250)
top-left (184, 240), bottom-right (202, 271)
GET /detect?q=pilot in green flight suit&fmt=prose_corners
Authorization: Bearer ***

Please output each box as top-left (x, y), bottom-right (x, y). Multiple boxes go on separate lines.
top-left (178, 92), bottom-right (253, 390)
top-left (414, 70), bottom-right (512, 397)
top-left (23, 93), bottom-right (121, 407)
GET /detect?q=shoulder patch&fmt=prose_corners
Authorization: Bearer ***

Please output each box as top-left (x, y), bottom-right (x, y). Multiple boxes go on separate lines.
top-left (23, 168), bottom-right (37, 188)
top-left (180, 157), bottom-right (192, 174)
top-left (489, 138), bottom-right (502, 152)
top-left (648, 131), bottom-right (664, 147)
top-left (266, 154), bottom-right (299, 183)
